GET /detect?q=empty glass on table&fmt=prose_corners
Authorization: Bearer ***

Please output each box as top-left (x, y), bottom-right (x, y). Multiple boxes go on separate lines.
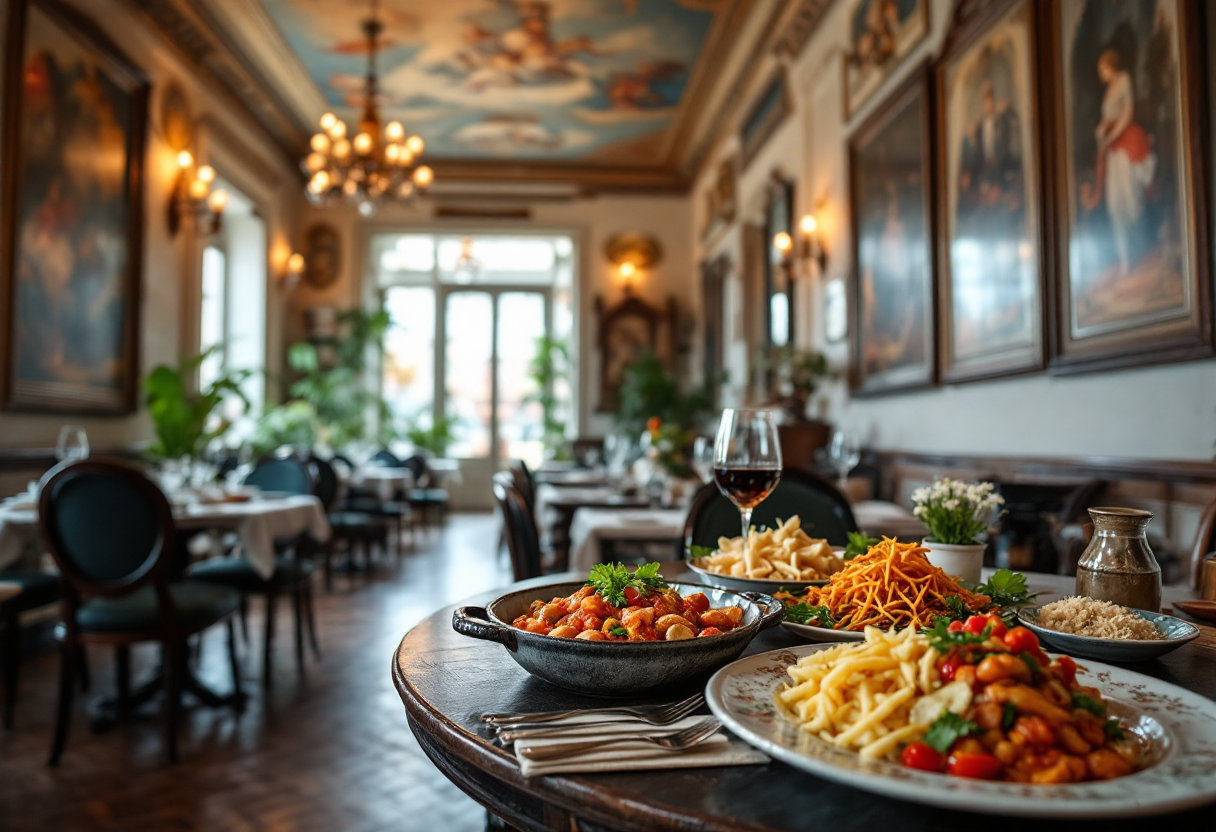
top-left (827, 429), bottom-right (861, 487)
top-left (55, 426), bottom-right (89, 463)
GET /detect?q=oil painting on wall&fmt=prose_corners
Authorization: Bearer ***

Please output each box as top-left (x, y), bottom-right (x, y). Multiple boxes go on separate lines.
top-left (260, 0), bottom-right (719, 162)
top-left (1, 0), bottom-right (147, 413)
top-left (1051, 0), bottom-right (1210, 370)
top-left (849, 72), bottom-right (934, 395)
top-left (938, 0), bottom-right (1042, 382)
top-left (843, 0), bottom-right (929, 118)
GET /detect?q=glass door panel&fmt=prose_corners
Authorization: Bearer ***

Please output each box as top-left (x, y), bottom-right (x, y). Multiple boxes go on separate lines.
top-left (444, 291), bottom-right (493, 459)
top-left (496, 292), bottom-right (547, 468)
top-left (384, 286), bottom-right (436, 425)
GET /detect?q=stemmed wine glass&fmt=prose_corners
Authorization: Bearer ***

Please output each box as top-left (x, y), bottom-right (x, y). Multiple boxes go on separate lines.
top-left (713, 410), bottom-right (782, 561)
top-left (827, 430), bottom-right (861, 487)
top-left (55, 425), bottom-right (89, 463)
top-left (691, 436), bottom-right (714, 483)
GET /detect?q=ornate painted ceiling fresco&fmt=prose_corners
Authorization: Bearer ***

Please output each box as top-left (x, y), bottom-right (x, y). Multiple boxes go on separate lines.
top-left (259, 0), bottom-right (723, 163)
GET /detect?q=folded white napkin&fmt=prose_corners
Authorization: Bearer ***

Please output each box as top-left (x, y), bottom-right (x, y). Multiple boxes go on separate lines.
top-left (509, 714), bottom-right (769, 777)
top-left (1, 494), bottom-right (36, 510)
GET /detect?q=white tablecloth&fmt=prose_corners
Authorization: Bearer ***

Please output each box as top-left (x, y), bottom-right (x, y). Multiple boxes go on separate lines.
top-left (533, 484), bottom-right (620, 526)
top-left (349, 467), bottom-right (414, 501)
top-left (0, 494), bottom-right (331, 580)
top-left (425, 458), bottom-right (463, 487)
top-left (568, 508), bottom-right (685, 572)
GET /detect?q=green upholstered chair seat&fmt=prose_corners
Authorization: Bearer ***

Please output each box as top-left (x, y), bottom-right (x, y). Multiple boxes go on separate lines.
top-left (187, 557), bottom-right (313, 592)
top-left (343, 497), bottom-right (407, 517)
top-left (0, 570), bottom-right (60, 612)
top-left (408, 489), bottom-right (449, 504)
top-left (328, 511), bottom-right (385, 530)
top-left (76, 581), bottom-right (240, 635)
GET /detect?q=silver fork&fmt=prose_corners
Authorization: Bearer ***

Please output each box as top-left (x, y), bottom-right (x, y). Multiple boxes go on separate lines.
top-left (496, 695), bottom-right (703, 743)
top-left (516, 717), bottom-right (722, 762)
top-left (482, 693), bottom-right (704, 727)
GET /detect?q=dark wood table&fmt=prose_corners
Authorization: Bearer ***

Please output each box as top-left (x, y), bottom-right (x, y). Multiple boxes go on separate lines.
top-left (394, 567), bottom-right (1216, 832)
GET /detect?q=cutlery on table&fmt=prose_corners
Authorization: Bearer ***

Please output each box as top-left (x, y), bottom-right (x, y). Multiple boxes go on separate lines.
top-left (496, 696), bottom-right (703, 743)
top-left (515, 717), bottom-right (722, 762)
top-left (482, 692), bottom-right (703, 727)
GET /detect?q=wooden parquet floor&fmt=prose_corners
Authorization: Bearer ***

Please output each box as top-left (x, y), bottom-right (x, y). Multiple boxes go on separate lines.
top-left (0, 513), bottom-right (510, 832)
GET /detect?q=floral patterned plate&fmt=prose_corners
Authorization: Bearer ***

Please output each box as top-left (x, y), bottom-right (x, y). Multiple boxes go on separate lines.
top-left (706, 645), bottom-right (1216, 817)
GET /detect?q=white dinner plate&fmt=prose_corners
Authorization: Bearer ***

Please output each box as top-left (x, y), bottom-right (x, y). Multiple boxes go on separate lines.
top-left (706, 644), bottom-right (1216, 818)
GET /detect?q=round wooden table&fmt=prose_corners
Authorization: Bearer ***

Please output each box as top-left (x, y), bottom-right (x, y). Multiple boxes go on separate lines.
top-left (393, 567), bottom-right (1216, 832)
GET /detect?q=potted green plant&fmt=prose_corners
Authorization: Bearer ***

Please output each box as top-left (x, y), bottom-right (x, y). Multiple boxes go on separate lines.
top-left (405, 412), bottom-right (458, 457)
top-left (143, 349), bottom-right (251, 463)
top-left (913, 478), bottom-right (1005, 583)
top-left (754, 345), bottom-right (833, 423)
top-left (525, 335), bottom-right (570, 459)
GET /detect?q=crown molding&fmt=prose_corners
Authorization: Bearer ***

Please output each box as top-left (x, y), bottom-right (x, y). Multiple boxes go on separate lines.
top-left (773, 0), bottom-right (837, 58)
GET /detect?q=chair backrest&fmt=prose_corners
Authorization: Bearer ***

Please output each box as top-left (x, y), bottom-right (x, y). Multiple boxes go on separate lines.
top-left (1190, 497), bottom-right (1216, 589)
top-left (403, 454), bottom-right (431, 487)
top-left (508, 461), bottom-right (535, 516)
top-left (493, 472), bottom-right (542, 581)
top-left (38, 460), bottom-right (175, 600)
top-left (309, 456), bottom-right (340, 510)
top-left (682, 468), bottom-right (859, 553)
top-left (245, 457), bottom-right (312, 495)
top-left (372, 448), bottom-right (404, 468)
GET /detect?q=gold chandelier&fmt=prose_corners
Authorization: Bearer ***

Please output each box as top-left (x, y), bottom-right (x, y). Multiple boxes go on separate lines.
top-left (302, 0), bottom-right (433, 216)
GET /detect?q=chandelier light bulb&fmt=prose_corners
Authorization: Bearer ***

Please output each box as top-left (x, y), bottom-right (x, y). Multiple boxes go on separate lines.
top-left (343, 178), bottom-right (359, 196)
top-left (176, 150), bottom-right (194, 170)
top-left (188, 179), bottom-right (209, 200)
top-left (412, 165), bottom-right (434, 188)
top-left (385, 143), bottom-right (401, 163)
top-left (207, 189), bottom-right (229, 214)
top-left (401, 149), bottom-right (415, 166)
top-left (405, 135), bottom-right (424, 155)
top-left (320, 112), bottom-right (337, 130)
top-left (353, 132), bottom-right (374, 155)
top-left (310, 133), bottom-right (331, 154)
top-left (397, 181), bottom-right (414, 199)
top-left (313, 170), bottom-right (331, 190)
top-left (333, 139), bottom-right (351, 160)
top-left (196, 165), bottom-right (216, 184)
top-left (327, 120), bottom-right (347, 140)
top-left (306, 152), bottom-right (327, 173)
top-left (385, 121), bottom-right (405, 142)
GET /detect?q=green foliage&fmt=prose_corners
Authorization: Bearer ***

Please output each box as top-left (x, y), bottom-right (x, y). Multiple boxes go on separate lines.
top-left (406, 412), bottom-right (458, 456)
top-left (976, 569), bottom-right (1036, 612)
top-left (143, 349), bottom-right (250, 461)
top-left (525, 336), bottom-right (570, 458)
top-left (784, 602), bottom-right (837, 628)
top-left (585, 561), bottom-right (668, 607)
top-left (923, 712), bottom-right (981, 754)
top-left (754, 345), bottom-right (833, 398)
top-left (286, 308), bottom-right (391, 448)
top-left (250, 401), bottom-right (320, 458)
top-left (687, 545), bottom-right (715, 560)
top-left (844, 531), bottom-right (879, 558)
top-left (614, 351), bottom-right (716, 436)
top-left (924, 617), bottom-right (991, 653)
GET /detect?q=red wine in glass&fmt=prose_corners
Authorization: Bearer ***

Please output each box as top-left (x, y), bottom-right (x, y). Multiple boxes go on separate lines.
top-left (713, 467), bottom-right (781, 509)
top-left (712, 409), bottom-right (783, 553)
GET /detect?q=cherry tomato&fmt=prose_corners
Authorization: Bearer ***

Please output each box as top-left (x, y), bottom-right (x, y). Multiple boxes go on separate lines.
top-left (947, 620), bottom-right (965, 633)
top-left (1054, 655), bottom-right (1078, 684)
top-left (963, 615), bottom-right (990, 635)
top-left (946, 750), bottom-right (1003, 780)
top-left (984, 613), bottom-right (1008, 641)
top-left (901, 742), bottom-right (945, 772)
top-left (939, 654), bottom-right (962, 682)
top-left (623, 587), bottom-right (642, 605)
top-left (1004, 626), bottom-right (1040, 654)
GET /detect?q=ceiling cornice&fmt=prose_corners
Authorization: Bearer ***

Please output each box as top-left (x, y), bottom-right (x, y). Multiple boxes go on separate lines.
top-left (773, 0), bottom-right (837, 58)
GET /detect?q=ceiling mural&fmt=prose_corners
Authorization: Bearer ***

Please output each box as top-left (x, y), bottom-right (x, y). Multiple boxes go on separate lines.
top-left (259, 0), bottom-right (722, 162)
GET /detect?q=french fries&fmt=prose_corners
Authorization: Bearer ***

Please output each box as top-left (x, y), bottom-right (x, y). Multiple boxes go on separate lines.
top-left (694, 516), bottom-right (844, 581)
top-left (775, 627), bottom-right (971, 760)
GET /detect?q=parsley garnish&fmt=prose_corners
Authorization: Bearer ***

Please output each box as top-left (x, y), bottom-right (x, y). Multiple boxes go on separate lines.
top-left (1103, 718), bottom-right (1125, 741)
top-left (785, 602), bottom-right (837, 628)
top-left (976, 569), bottom-right (1036, 612)
top-left (687, 545), bottom-right (715, 560)
top-left (924, 617), bottom-right (991, 653)
top-left (1071, 693), bottom-right (1107, 717)
top-left (608, 626), bottom-right (628, 638)
top-left (1001, 702), bottom-right (1018, 731)
top-left (923, 712), bottom-right (981, 753)
top-left (586, 562), bottom-right (669, 607)
top-left (943, 595), bottom-right (971, 621)
top-left (844, 532), bottom-right (879, 559)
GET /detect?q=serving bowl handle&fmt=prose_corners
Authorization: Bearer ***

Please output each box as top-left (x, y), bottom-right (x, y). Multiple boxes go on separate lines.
top-left (739, 591), bottom-right (786, 630)
top-left (453, 606), bottom-right (518, 651)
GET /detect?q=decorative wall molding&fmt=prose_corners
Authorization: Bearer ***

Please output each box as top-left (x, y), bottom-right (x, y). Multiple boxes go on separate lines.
top-left (773, 0), bottom-right (837, 58)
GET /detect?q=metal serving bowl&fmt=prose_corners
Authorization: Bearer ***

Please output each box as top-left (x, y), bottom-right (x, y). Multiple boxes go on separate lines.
top-left (452, 581), bottom-right (785, 696)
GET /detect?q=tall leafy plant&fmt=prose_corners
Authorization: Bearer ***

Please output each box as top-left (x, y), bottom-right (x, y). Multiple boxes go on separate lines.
top-left (406, 412), bottom-right (458, 456)
top-left (144, 349), bottom-right (251, 461)
top-left (615, 352), bottom-right (716, 436)
top-left (526, 335), bottom-right (569, 457)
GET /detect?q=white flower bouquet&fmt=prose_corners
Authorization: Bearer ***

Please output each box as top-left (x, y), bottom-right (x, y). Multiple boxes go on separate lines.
top-left (912, 478), bottom-right (1004, 545)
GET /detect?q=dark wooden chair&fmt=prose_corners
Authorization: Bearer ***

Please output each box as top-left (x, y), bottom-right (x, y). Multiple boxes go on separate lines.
top-left (681, 469), bottom-right (859, 556)
top-left (328, 455), bottom-right (413, 552)
top-left (310, 456), bottom-right (391, 588)
top-left (188, 456), bottom-right (319, 688)
top-left (508, 460), bottom-right (537, 518)
top-left (39, 459), bottom-right (242, 765)
top-left (404, 455), bottom-right (450, 527)
top-left (493, 472), bottom-right (543, 581)
top-left (0, 568), bottom-right (61, 729)
top-left (371, 448), bottom-right (404, 468)
top-left (1189, 496), bottom-right (1216, 590)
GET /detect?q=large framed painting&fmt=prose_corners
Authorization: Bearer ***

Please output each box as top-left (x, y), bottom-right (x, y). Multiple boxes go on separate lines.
top-left (843, 0), bottom-right (930, 119)
top-left (740, 69), bottom-right (791, 169)
top-left (763, 173), bottom-right (795, 350)
top-left (849, 68), bottom-right (936, 395)
top-left (936, 0), bottom-right (1045, 383)
top-left (1046, 0), bottom-right (1211, 373)
top-left (0, 0), bottom-right (148, 414)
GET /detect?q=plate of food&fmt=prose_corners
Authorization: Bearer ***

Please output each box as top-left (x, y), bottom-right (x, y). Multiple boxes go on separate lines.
top-left (775, 538), bottom-right (1032, 642)
top-left (686, 516), bottom-right (850, 593)
top-left (706, 621), bottom-right (1216, 817)
top-left (452, 562), bottom-right (785, 696)
top-left (1018, 598), bottom-right (1199, 662)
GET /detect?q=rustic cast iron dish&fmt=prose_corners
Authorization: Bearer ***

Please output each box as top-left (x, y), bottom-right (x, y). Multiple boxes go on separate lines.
top-left (452, 581), bottom-right (785, 696)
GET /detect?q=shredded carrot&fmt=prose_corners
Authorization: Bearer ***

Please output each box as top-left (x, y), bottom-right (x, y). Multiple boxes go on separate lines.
top-left (797, 538), bottom-right (990, 631)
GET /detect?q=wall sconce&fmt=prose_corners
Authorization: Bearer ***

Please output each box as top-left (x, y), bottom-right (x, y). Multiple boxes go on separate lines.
top-left (280, 252), bottom-right (305, 292)
top-left (169, 150), bottom-right (228, 237)
top-left (605, 232), bottom-right (662, 296)
top-left (774, 213), bottom-right (829, 278)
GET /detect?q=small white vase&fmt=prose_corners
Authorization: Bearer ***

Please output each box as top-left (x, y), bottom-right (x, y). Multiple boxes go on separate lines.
top-left (922, 539), bottom-right (985, 584)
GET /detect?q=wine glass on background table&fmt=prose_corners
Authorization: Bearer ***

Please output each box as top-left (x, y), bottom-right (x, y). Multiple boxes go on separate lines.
top-left (827, 430), bottom-right (861, 487)
top-left (56, 426), bottom-right (89, 463)
top-left (713, 410), bottom-right (782, 557)
top-left (691, 436), bottom-right (714, 483)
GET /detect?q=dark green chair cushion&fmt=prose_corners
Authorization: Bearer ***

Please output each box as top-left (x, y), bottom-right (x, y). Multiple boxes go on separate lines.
top-left (77, 580), bottom-right (240, 635)
top-left (343, 497), bottom-right (407, 517)
top-left (685, 472), bottom-right (859, 549)
top-left (328, 512), bottom-right (385, 531)
top-left (187, 557), bottom-right (313, 593)
top-left (408, 489), bottom-right (449, 505)
top-left (0, 570), bottom-right (60, 612)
